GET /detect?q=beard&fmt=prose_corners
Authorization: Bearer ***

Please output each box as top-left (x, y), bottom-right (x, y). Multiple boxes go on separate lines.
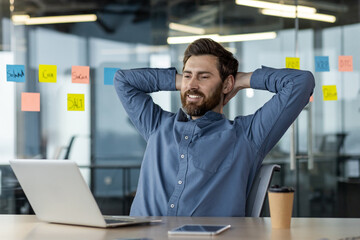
top-left (181, 82), bottom-right (223, 117)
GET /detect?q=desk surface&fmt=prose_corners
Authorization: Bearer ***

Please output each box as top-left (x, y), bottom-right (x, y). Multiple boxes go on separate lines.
top-left (1, 215), bottom-right (360, 240)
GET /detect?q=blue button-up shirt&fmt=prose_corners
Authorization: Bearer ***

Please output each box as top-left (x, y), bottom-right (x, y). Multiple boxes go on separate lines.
top-left (114, 66), bottom-right (315, 217)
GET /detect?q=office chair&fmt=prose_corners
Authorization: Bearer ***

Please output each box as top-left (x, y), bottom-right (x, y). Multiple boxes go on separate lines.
top-left (245, 164), bottom-right (281, 217)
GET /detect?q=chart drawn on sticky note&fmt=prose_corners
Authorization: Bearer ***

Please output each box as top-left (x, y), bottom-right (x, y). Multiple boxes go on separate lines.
top-left (104, 68), bottom-right (119, 85)
top-left (322, 85), bottom-right (338, 101)
top-left (21, 92), bottom-right (40, 112)
top-left (72, 66), bottom-right (90, 84)
top-left (338, 56), bottom-right (353, 72)
top-left (39, 64), bottom-right (57, 83)
top-left (286, 57), bottom-right (300, 70)
top-left (67, 94), bottom-right (85, 111)
top-left (315, 56), bottom-right (330, 72)
top-left (7, 65), bottom-right (25, 82)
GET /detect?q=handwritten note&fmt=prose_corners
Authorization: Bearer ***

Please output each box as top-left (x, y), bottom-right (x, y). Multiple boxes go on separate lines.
top-left (7, 65), bottom-right (25, 82)
top-left (315, 56), bottom-right (330, 72)
top-left (72, 66), bottom-right (90, 84)
top-left (338, 56), bottom-right (353, 72)
top-left (104, 68), bottom-right (119, 85)
top-left (39, 65), bottom-right (57, 83)
top-left (322, 85), bottom-right (338, 101)
top-left (67, 94), bottom-right (85, 111)
top-left (286, 57), bottom-right (300, 70)
top-left (21, 92), bottom-right (40, 112)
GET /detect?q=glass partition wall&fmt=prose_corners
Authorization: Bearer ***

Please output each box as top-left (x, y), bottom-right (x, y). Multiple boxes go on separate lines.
top-left (0, 0), bottom-right (359, 217)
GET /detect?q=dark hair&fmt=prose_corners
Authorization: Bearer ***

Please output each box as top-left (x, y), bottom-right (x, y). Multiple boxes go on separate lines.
top-left (183, 38), bottom-right (239, 82)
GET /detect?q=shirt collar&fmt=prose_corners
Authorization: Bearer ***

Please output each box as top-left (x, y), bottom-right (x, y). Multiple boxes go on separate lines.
top-left (177, 109), bottom-right (225, 123)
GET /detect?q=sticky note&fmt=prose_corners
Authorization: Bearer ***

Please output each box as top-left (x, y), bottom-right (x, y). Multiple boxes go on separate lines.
top-left (21, 92), bottom-right (40, 112)
top-left (338, 56), bottom-right (353, 72)
top-left (39, 64), bottom-right (57, 83)
top-left (315, 56), bottom-right (330, 72)
top-left (67, 94), bottom-right (85, 111)
top-left (72, 66), bottom-right (90, 84)
top-left (322, 85), bottom-right (337, 101)
top-left (286, 57), bottom-right (300, 70)
top-left (7, 65), bottom-right (25, 82)
top-left (104, 68), bottom-right (119, 85)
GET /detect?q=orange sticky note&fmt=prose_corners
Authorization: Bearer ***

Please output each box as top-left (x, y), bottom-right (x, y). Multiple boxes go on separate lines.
top-left (286, 57), bottom-right (300, 70)
top-left (338, 56), bottom-right (353, 72)
top-left (309, 95), bottom-right (314, 102)
top-left (21, 92), bottom-right (40, 112)
top-left (67, 94), bottom-right (85, 111)
top-left (39, 64), bottom-right (57, 83)
top-left (322, 85), bottom-right (338, 101)
top-left (72, 66), bottom-right (90, 84)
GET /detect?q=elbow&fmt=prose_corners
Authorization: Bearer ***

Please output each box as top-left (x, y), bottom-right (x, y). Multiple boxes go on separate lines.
top-left (300, 70), bottom-right (315, 96)
top-left (114, 70), bottom-right (126, 88)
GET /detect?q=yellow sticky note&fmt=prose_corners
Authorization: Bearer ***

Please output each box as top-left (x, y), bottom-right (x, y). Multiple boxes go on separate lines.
top-left (21, 92), bottom-right (40, 112)
top-left (67, 94), bottom-right (85, 111)
top-left (286, 57), bottom-right (300, 69)
top-left (39, 65), bottom-right (57, 83)
top-left (338, 56), bottom-right (353, 72)
top-left (72, 66), bottom-right (90, 84)
top-left (322, 85), bottom-right (338, 101)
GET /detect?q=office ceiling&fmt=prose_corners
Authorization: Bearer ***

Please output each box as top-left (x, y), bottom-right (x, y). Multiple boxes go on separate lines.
top-left (9, 0), bottom-right (360, 36)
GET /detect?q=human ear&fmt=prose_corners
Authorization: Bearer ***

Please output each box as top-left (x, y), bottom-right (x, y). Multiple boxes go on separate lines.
top-left (223, 75), bottom-right (235, 94)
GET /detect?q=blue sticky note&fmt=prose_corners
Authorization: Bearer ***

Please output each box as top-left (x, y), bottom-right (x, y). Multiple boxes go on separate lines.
top-left (7, 64), bottom-right (25, 82)
top-left (315, 56), bottom-right (330, 72)
top-left (104, 68), bottom-right (119, 85)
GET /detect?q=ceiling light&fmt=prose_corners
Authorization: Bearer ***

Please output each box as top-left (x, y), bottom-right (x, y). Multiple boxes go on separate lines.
top-left (235, 0), bottom-right (316, 14)
top-left (167, 32), bottom-right (276, 44)
top-left (169, 23), bottom-right (206, 35)
top-left (167, 34), bottom-right (220, 44)
top-left (261, 9), bottom-right (336, 23)
top-left (217, 32), bottom-right (277, 42)
top-left (12, 14), bottom-right (97, 25)
top-left (11, 14), bottom-right (30, 25)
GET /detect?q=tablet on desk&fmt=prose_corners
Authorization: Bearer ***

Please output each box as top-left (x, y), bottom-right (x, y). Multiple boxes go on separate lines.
top-left (168, 224), bottom-right (231, 236)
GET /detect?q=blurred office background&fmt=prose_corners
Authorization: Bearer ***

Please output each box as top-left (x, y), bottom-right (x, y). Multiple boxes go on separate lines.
top-left (0, 0), bottom-right (359, 217)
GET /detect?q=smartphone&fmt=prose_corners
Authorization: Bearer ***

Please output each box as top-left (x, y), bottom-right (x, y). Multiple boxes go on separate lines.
top-left (168, 224), bottom-right (231, 236)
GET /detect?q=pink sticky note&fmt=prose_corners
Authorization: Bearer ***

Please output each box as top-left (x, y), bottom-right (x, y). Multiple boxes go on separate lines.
top-left (338, 56), bottom-right (353, 72)
top-left (72, 66), bottom-right (90, 84)
top-left (21, 92), bottom-right (40, 112)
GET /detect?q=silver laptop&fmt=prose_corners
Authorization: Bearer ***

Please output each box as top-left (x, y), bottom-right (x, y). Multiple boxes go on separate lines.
top-left (9, 159), bottom-right (160, 228)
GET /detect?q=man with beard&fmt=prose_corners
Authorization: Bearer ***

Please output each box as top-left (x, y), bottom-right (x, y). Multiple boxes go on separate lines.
top-left (114, 38), bottom-right (315, 217)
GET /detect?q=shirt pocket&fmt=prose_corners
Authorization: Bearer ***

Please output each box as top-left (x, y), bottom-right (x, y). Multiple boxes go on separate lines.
top-left (190, 130), bottom-right (236, 173)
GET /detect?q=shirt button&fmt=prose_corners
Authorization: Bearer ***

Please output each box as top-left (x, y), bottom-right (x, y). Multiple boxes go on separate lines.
top-left (178, 180), bottom-right (183, 185)
top-left (180, 154), bottom-right (185, 159)
top-left (184, 136), bottom-right (189, 140)
top-left (170, 204), bottom-right (175, 208)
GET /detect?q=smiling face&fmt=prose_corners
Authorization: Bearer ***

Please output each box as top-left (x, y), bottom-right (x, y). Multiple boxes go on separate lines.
top-left (180, 55), bottom-right (225, 119)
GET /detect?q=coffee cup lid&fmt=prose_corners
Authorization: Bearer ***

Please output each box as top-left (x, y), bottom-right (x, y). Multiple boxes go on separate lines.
top-left (268, 185), bottom-right (295, 193)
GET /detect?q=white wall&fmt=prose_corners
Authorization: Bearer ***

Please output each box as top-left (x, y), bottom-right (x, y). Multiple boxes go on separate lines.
top-left (0, 52), bottom-right (15, 163)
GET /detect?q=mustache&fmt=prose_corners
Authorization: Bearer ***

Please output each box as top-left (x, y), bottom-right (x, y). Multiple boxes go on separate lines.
top-left (184, 90), bottom-right (205, 98)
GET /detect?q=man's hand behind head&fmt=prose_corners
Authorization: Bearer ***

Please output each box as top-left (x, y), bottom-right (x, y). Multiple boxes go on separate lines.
top-left (223, 72), bottom-right (253, 106)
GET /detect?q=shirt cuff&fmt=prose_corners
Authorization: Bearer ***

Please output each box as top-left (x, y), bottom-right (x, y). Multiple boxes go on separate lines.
top-left (250, 65), bottom-right (270, 91)
top-left (158, 67), bottom-right (177, 91)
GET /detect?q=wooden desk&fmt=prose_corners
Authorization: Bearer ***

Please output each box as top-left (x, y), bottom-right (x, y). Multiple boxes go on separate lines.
top-left (1, 215), bottom-right (360, 240)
